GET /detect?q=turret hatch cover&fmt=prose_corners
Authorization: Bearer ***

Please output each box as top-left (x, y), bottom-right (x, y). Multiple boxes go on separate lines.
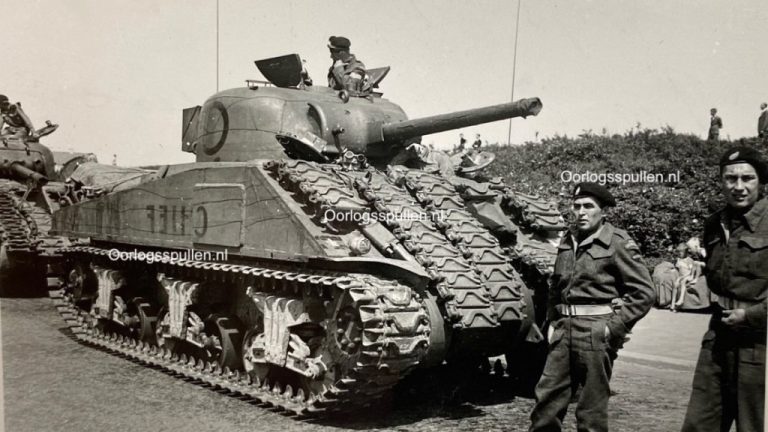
top-left (254, 54), bottom-right (303, 88)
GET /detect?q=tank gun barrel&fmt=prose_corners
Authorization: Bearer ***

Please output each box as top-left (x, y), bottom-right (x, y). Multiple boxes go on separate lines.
top-left (381, 97), bottom-right (542, 142)
top-left (9, 162), bottom-right (48, 185)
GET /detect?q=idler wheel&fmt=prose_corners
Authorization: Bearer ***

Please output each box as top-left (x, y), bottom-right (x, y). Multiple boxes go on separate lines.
top-left (65, 263), bottom-right (96, 309)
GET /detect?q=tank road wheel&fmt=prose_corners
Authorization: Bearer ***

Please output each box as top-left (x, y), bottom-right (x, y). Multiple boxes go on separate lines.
top-left (242, 327), bottom-right (270, 383)
top-left (155, 309), bottom-right (180, 354)
top-left (64, 263), bottom-right (96, 310)
top-left (240, 290), bottom-right (376, 404)
top-left (125, 297), bottom-right (158, 344)
top-left (155, 310), bottom-right (243, 371)
top-left (202, 314), bottom-right (243, 371)
top-left (295, 290), bottom-right (380, 403)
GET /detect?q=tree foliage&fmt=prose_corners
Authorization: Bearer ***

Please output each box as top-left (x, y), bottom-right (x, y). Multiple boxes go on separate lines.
top-left (485, 129), bottom-right (767, 265)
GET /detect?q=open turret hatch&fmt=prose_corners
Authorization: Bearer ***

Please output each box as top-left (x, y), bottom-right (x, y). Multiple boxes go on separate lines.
top-left (254, 54), bottom-right (304, 88)
top-left (254, 53), bottom-right (390, 89)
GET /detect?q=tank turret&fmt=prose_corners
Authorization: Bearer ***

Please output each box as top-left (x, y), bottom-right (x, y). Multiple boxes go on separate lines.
top-left (181, 53), bottom-right (542, 164)
top-left (0, 127), bottom-right (58, 184)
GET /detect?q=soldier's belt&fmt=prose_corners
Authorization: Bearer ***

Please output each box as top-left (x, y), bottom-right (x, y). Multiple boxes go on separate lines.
top-left (717, 297), bottom-right (757, 310)
top-left (557, 304), bottom-right (614, 316)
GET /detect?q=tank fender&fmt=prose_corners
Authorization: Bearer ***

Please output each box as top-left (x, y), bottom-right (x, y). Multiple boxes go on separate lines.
top-left (311, 256), bottom-right (430, 291)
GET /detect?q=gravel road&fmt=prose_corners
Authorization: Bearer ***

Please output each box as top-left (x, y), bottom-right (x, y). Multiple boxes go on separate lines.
top-left (1, 297), bottom-right (695, 431)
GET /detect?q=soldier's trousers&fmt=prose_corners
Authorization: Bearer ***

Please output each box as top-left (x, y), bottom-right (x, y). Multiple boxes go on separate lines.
top-left (529, 315), bottom-right (617, 432)
top-left (681, 315), bottom-right (765, 432)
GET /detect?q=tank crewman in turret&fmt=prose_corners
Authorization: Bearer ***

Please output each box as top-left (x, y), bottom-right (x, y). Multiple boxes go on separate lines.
top-left (681, 146), bottom-right (767, 432)
top-left (529, 182), bottom-right (655, 432)
top-left (0, 94), bottom-right (36, 138)
top-left (327, 36), bottom-right (368, 94)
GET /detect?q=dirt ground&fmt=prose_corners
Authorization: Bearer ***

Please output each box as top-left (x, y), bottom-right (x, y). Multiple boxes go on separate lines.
top-left (1, 297), bottom-right (697, 432)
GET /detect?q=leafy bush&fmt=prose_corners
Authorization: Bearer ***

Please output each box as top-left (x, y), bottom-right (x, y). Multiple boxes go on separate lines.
top-left (485, 128), bottom-right (768, 265)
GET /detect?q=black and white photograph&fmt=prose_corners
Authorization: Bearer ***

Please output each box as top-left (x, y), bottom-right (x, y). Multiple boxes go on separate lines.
top-left (1, 1), bottom-right (766, 431)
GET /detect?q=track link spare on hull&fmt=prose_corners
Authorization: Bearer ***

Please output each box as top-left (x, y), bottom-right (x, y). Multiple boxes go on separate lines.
top-left (50, 245), bottom-right (430, 416)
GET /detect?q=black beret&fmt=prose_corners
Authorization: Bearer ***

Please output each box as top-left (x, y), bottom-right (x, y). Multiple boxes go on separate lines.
top-left (0, 94), bottom-right (7, 103)
top-left (573, 182), bottom-right (616, 207)
top-left (328, 36), bottom-right (351, 50)
top-left (719, 146), bottom-right (768, 183)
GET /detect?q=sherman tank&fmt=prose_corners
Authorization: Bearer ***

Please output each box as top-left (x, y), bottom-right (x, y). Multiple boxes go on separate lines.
top-left (0, 121), bottom-right (72, 294)
top-left (47, 54), bottom-right (565, 416)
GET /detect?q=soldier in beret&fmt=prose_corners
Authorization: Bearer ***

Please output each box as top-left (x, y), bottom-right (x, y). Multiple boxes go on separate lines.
top-left (681, 146), bottom-right (767, 432)
top-left (326, 36), bottom-right (368, 94)
top-left (529, 182), bottom-right (656, 432)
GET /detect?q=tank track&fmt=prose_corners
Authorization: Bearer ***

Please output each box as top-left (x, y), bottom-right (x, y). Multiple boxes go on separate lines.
top-left (500, 187), bottom-right (566, 233)
top-left (500, 186), bottom-right (562, 276)
top-left (401, 172), bottom-right (528, 325)
top-left (352, 169), bottom-right (499, 328)
top-left (49, 245), bottom-right (430, 417)
top-left (0, 180), bottom-right (38, 254)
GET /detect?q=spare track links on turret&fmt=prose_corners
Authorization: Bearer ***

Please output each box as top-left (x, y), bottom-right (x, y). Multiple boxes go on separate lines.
top-left (49, 245), bottom-right (430, 417)
top-left (266, 159), bottom-right (531, 330)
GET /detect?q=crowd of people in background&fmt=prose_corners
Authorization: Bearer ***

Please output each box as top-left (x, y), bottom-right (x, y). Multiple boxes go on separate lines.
top-left (707, 103), bottom-right (768, 142)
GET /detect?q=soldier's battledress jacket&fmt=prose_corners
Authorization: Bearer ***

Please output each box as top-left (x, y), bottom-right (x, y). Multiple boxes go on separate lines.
top-left (703, 197), bottom-right (768, 331)
top-left (1, 103), bottom-right (30, 130)
top-left (327, 53), bottom-right (366, 91)
top-left (548, 222), bottom-right (656, 342)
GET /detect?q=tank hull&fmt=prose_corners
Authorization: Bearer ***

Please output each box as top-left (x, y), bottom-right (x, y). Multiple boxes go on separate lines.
top-left (48, 157), bottom-right (563, 414)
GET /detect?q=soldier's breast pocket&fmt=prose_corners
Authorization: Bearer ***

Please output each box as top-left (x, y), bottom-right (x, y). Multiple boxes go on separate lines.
top-left (586, 246), bottom-right (614, 273)
top-left (738, 236), bottom-right (768, 278)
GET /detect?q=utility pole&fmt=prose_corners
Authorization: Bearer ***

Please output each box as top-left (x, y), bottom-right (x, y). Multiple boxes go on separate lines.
top-left (507, 0), bottom-right (522, 145)
top-left (216, 0), bottom-right (220, 92)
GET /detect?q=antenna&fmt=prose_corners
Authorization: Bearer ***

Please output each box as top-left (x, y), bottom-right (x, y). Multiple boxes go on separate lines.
top-left (507, 0), bottom-right (522, 145)
top-left (216, 0), bottom-right (220, 92)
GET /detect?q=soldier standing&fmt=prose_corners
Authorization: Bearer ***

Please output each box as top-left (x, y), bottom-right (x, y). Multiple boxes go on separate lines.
top-left (681, 146), bottom-right (767, 432)
top-left (708, 108), bottom-right (723, 142)
top-left (529, 182), bottom-right (655, 432)
top-left (758, 102), bottom-right (768, 140)
top-left (326, 36), bottom-right (367, 94)
top-left (472, 133), bottom-right (483, 151)
top-left (457, 133), bottom-right (467, 153)
top-left (0, 94), bottom-right (36, 138)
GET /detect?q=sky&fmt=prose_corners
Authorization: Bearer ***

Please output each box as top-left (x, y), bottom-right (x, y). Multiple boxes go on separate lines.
top-left (3, 0), bottom-right (767, 166)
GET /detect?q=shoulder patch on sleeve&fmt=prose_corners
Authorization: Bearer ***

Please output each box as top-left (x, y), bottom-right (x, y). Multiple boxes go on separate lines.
top-left (620, 237), bottom-right (643, 261)
top-left (624, 238), bottom-right (640, 251)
